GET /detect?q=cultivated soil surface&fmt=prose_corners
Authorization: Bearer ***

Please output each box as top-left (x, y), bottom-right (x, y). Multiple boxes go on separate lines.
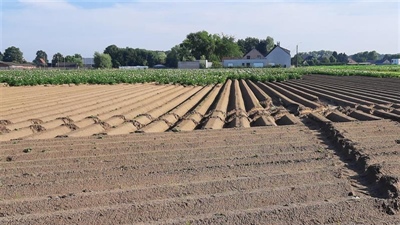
top-left (1, 75), bottom-right (400, 140)
top-left (1, 75), bottom-right (400, 224)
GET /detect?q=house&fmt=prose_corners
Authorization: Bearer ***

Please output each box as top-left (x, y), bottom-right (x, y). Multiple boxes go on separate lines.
top-left (265, 44), bottom-right (291, 68)
top-left (375, 59), bottom-right (391, 65)
top-left (178, 60), bottom-right (212, 69)
top-left (0, 61), bottom-right (36, 70)
top-left (223, 43), bottom-right (291, 68)
top-left (392, 59), bottom-right (400, 65)
top-left (347, 58), bottom-right (358, 65)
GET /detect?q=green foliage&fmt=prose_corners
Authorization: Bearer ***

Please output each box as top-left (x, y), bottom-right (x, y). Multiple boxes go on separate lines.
top-left (0, 65), bottom-right (398, 87)
top-left (182, 31), bottom-right (215, 60)
top-left (237, 36), bottom-right (275, 56)
top-left (352, 51), bottom-right (379, 62)
top-left (52, 53), bottom-right (64, 66)
top-left (94, 52), bottom-right (112, 69)
top-left (33, 50), bottom-right (48, 67)
top-left (65, 54), bottom-right (83, 67)
top-left (104, 45), bottom-right (166, 68)
top-left (3, 46), bottom-right (24, 63)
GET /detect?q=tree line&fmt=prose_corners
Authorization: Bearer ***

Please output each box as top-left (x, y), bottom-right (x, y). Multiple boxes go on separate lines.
top-left (292, 50), bottom-right (349, 66)
top-left (1, 31), bottom-right (399, 68)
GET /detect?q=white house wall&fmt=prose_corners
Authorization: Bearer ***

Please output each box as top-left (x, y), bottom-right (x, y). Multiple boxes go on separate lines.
top-left (223, 59), bottom-right (268, 67)
top-left (266, 47), bottom-right (291, 68)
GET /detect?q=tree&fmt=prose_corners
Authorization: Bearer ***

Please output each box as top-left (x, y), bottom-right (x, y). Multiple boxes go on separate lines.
top-left (236, 36), bottom-right (274, 56)
top-left (213, 34), bottom-right (243, 60)
top-left (156, 52), bottom-right (167, 65)
top-left (93, 52), bottom-right (112, 69)
top-left (332, 51), bottom-right (338, 59)
top-left (3, 46), bottom-right (24, 63)
top-left (291, 54), bottom-right (304, 67)
top-left (265, 36), bottom-right (275, 54)
top-left (367, 51), bottom-right (379, 61)
top-left (165, 46), bottom-right (180, 68)
top-left (337, 53), bottom-right (348, 63)
top-left (65, 54), bottom-right (83, 67)
top-left (51, 53), bottom-right (64, 66)
top-left (320, 56), bottom-right (330, 64)
top-left (33, 50), bottom-right (48, 67)
top-left (104, 44), bottom-right (123, 68)
top-left (329, 55), bottom-right (337, 63)
top-left (237, 37), bottom-right (259, 55)
top-left (0, 51), bottom-right (3, 61)
top-left (181, 31), bottom-right (215, 60)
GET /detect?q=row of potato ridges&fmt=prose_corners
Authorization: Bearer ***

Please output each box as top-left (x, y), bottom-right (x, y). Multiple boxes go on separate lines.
top-left (1, 75), bottom-right (400, 141)
top-left (1, 124), bottom-right (397, 224)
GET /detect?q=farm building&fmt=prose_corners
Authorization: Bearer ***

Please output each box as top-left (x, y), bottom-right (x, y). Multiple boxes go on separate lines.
top-left (178, 60), bottom-right (213, 69)
top-left (392, 58), bottom-right (400, 65)
top-left (119, 66), bottom-right (148, 70)
top-left (82, 58), bottom-right (95, 68)
top-left (0, 61), bottom-right (36, 70)
top-left (55, 62), bottom-right (79, 69)
top-left (223, 43), bottom-right (291, 68)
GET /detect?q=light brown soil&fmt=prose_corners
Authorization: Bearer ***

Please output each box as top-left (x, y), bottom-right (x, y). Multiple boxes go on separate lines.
top-left (1, 75), bottom-right (400, 223)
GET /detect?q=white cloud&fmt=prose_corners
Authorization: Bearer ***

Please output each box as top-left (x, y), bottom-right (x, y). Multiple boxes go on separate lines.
top-left (1, 0), bottom-right (399, 61)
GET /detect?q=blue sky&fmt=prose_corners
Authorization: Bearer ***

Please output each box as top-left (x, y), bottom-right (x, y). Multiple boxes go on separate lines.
top-left (1, 0), bottom-right (399, 61)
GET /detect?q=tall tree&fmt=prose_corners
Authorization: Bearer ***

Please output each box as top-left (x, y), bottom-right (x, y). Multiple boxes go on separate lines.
top-left (181, 31), bottom-right (215, 60)
top-left (33, 50), bottom-right (48, 66)
top-left (0, 51), bottom-right (3, 61)
top-left (51, 53), bottom-right (64, 66)
top-left (165, 46), bottom-right (180, 68)
top-left (104, 44), bottom-right (123, 68)
top-left (93, 52), bottom-right (112, 69)
top-left (3, 46), bottom-right (24, 63)
top-left (213, 34), bottom-right (243, 60)
top-left (337, 53), bottom-right (348, 63)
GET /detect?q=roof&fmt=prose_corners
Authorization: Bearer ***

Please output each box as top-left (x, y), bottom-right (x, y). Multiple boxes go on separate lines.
top-left (265, 45), bottom-right (291, 57)
top-left (243, 49), bottom-right (265, 59)
top-left (0, 61), bottom-right (36, 67)
top-left (347, 58), bottom-right (358, 64)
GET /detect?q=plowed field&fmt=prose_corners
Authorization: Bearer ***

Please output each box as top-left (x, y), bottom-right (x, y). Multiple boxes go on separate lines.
top-left (1, 74), bottom-right (400, 223)
top-left (1, 75), bottom-right (400, 141)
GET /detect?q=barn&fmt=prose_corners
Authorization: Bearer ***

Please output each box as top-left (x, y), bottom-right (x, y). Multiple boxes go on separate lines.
top-left (223, 43), bottom-right (291, 68)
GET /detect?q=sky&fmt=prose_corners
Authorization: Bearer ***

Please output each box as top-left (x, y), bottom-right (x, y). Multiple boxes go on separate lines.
top-left (1, 0), bottom-right (399, 62)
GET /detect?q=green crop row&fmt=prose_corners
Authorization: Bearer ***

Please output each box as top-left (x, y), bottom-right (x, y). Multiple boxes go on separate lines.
top-left (0, 65), bottom-right (399, 86)
top-left (0, 69), bottom-right (303, 86)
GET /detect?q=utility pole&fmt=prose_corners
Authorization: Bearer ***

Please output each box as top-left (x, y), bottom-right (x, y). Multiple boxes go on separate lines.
top-left (296, 44), bottom-right (298, 68)
top-left (296, 42), bottom-right (302, 68)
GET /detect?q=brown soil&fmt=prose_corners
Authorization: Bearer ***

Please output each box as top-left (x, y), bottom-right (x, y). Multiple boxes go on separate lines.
top-left (1, 75), bottom-right (400, 223)
top-left (1, 125), bottom-right (399, 224)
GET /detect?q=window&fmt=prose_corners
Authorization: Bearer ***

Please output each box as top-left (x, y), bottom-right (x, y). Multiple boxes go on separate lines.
top-left (246, 56), bottom-right (250, 59)
top-left (257, 55), bottom-right (261, 59)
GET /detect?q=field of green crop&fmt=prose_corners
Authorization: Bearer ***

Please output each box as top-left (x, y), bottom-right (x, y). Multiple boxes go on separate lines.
top-left (0, 65), bottom-right (399, 86)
